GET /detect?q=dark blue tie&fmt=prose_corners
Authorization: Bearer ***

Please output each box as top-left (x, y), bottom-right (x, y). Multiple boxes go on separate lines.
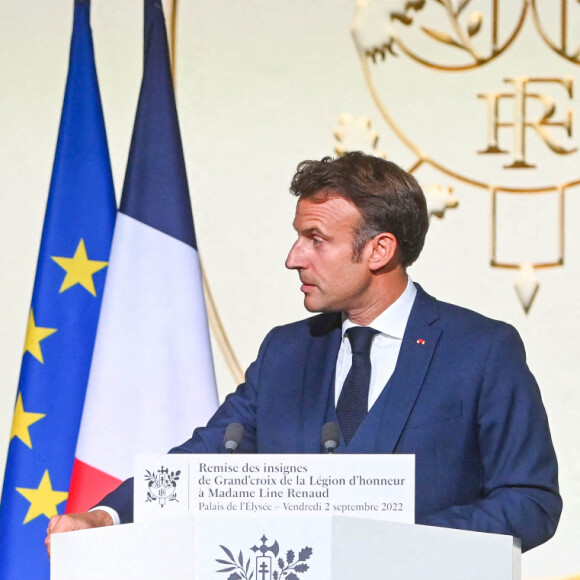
top-left (336, 326), bottom-right (379, 444)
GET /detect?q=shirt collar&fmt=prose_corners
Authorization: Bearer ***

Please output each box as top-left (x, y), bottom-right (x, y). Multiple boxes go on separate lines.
top-left (342, 277), bottom-right (417, 340)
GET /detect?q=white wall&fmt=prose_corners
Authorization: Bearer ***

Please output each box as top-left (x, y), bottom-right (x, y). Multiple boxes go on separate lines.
top-left (1, 1), bottom-right (578, 578)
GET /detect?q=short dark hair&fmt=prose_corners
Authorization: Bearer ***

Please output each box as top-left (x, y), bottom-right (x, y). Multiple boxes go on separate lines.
top-left (289, 152), bottom-right (429, 267)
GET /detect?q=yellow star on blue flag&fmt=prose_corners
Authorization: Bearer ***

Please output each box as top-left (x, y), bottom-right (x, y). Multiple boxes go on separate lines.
top-left (10, 393), bottom-right (45, 449)
top-left (52, 238), bottom-right (108, 296)
top-left (16, 470), bottom-right (69, 524)
top-left (23, 309), bottom-right (57, 364)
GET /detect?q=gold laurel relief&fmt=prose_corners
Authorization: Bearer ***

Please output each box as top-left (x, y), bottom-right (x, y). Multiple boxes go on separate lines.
top-left (384, 0), bottom-right (528, 71)
top-left (389, 0), bottom-right (580, 69)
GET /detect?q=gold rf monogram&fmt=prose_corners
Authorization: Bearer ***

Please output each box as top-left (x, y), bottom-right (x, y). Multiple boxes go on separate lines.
top-left (478, 77), bottom-right (577, 169)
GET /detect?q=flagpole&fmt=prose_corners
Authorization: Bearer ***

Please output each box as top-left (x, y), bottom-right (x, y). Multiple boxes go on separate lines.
top-left (169, 0), bottom-right (178, 77)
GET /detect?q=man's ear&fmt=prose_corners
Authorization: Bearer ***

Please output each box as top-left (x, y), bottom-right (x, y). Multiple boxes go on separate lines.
top-left (368, 232), bottom-right (398, 272)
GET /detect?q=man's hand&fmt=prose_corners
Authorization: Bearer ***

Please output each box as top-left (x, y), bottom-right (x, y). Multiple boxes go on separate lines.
top-left (45, 510), bottom-right (114, 557)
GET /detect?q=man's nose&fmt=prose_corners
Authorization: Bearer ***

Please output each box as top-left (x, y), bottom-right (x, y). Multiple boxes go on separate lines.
top-left (285, 240), bottom-right (304, 270)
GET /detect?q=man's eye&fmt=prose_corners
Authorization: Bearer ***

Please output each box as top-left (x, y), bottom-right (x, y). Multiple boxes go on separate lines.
top-left (312, 237), bottom-right (323, 246)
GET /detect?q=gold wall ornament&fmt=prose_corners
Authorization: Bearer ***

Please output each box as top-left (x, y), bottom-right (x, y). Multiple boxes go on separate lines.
top-left (514, 262), bottom-right (540, 314)
top-left (350, 0), bottom-right (580, 313)
top-left (423, 184), bottom-right (458, 218)
top-left (334, 113), bottom-right (387, 157)
top-left (490, 187), bottom-right (565, 270)
top-left (478, 77), bottom-right (576, 169)
top-left (352, 0), bottom-right (528, 70)
top-left (530, 0), bottom-right (580, 64)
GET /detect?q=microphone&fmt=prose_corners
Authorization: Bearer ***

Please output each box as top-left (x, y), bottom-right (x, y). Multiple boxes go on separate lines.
top-left (321, 422), bottom-right (341, 453)
top-left (224, 423), bottom-right (244, 453)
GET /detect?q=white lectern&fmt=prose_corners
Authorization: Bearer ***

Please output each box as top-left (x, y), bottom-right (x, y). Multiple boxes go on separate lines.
top-left (51, 515), bottom-right (520, 580)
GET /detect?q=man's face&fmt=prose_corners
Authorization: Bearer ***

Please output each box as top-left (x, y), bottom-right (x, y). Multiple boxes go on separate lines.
top-left (285, 194), bottom-right (373, 314)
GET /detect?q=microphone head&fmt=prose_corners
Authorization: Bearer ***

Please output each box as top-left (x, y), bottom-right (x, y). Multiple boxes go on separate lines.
top-left (224, 423), bottom-right (244, 452)
top-left (321, 422), bottom-right (341, 453)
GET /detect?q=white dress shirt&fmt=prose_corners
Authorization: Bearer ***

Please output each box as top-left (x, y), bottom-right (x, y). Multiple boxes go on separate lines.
top-left (335, 278), bottom-right (416, 410)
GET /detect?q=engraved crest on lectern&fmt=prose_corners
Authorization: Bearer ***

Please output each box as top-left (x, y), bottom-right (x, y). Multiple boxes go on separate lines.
top-left (216, 535), bottom-right (313, 580)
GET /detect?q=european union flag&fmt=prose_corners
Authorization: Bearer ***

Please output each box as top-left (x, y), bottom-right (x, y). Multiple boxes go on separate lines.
top-left (0, 1), bottom-right (116, 578)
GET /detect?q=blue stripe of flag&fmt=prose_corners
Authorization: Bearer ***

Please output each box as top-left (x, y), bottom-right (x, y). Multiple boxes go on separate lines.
top-left (119, 0), bottom-right (197, 250)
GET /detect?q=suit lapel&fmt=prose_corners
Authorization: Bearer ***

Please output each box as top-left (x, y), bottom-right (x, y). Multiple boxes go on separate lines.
top-left (374, 285), bottom-right (441, 453)
top-left (301, 314), bottom-right (342, 452)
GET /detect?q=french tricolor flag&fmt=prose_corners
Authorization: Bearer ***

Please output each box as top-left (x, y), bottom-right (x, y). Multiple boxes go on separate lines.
top-left (66, 0), bottom-right (218, 512)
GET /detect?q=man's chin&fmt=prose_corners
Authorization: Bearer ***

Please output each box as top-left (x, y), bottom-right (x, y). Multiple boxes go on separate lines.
top-left (303, 296), bottom-right (322, 313)
top-left (303, 296), bottom-right (338, 314)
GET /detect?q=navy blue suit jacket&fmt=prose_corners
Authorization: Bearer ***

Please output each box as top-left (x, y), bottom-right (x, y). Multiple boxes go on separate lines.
top-left (103, 286), bottom-right (561, 551)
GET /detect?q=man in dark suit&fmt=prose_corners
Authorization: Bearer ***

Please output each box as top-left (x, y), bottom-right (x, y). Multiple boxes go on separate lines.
top-left (46, 152), bottom-right (561, 554)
